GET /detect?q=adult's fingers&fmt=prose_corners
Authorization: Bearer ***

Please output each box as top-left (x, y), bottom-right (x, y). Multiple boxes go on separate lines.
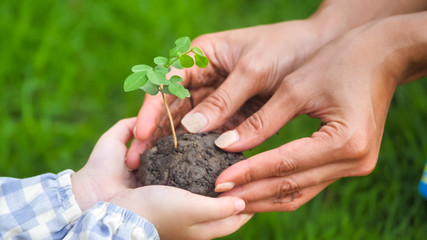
top-left (192, 214), bottom-right (253, 239)
top-left (180, 66), bottom-right (260, 134)
top-left (243, 181), bottom-right (334, 213)
top-left (213, 80), bottom-right (303, 151)
top-left (126, 138), bottom-right (152, 169)
top-left (135, 94), bottom-right (169, 140)
top-left (218, 162), bottom-right (354, 203)
top-left (215, 122), bottom-right (374, 192)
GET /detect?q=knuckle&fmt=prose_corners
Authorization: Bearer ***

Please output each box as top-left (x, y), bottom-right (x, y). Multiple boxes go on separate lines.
top-left (271, 192), bottom-right (302, 212)
top-left (276, 148), bottom-right (297, 177)
top-left (243, 159), bottom-right (255, 183)
top-left (192, 34), bottom-right (210, 46)
top-left (235, 61), bottom-right (271, 94)
top-left (245, 110), bottom-right (266, 134)
top-left (237, 56), bottom-right (268, 79)
top-left (340, 132), bottom-right (371, 160)
top-left (235, 57), bottom-right (256, 73)
top-left (276, 178), bottom-right (300, 197)
top-left (279, 74), bottom-right (304, 97)
top-left (203, 88), bottom-right (231, 114)
top-left (354, 158), bottom-right (377, 176)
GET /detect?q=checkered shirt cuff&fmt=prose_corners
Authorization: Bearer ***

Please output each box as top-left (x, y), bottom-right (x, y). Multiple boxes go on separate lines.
top-left (0, 170), bottom-right (82, 239)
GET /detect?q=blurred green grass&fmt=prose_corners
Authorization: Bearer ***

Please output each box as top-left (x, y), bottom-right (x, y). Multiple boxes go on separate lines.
top-left (0, 0), bottom-right (426, 239)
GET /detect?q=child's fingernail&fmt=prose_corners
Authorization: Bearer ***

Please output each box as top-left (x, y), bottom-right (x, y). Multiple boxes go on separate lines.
top-left (215, 182), bottom-right (235, 192)
top-left (234, 199), bottom-right (246, 212)
top-left (241, 213), bottom-right (253, 221)
top-left (214, 130), bottom-right (239, 148)
top-left (181, 113), bottom-right (207, 133)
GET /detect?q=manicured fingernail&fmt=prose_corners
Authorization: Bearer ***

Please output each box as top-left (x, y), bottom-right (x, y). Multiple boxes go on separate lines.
top-left (215, 182), bottom-right (235, 192)
top-left (234, 199), bottom-right (245, 213)
top-left (214, 130), bottom-right (239, 148)
top-left (181, 112), bottom-right (207, 133)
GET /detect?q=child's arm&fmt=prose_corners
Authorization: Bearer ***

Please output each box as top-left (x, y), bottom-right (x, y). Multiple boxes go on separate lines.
top-left (1, 118), bottom-right (249, 240)
top-left (65, 201), bottom-right (159, 240)
top-left (0, 171), bottom-right (82, 239)
top-left (0, 171), bottom-right (159, 239)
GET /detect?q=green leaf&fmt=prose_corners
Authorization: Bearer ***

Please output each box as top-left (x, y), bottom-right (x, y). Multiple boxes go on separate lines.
top-left (154, 56), bottom-right (168, 66)
top-left (175, 36), bottom-right (191, 52)
top-left (147, 70), bottom-right (170, 85)
top-left (195, 54), bottom-right (209, 68)
top-left (170, 75), bottom-right (183, 83)
top-left (124, 71), bottom-right (148, 92)
top-left (160, 85), bottom-right (173, 95)
top-left (169, 47), bottom-right (179, 57)
top-left (169, 82), bottom-right (190, 99)
top-left (132, 64), bottom-right (152, 73)
top-left (168, 57), bottom-right (177, 65)
top-left (169, 47), bottom-right (182, 58)
top-left (180, 54), bottom-right (194, 68)
top-left (141, 81), bottom-right (159, 95)
top-left (155, 65), bottom-right (169, 75)
top-left (192, 47), bottom-right (204, 56)
top-left (172, 60), bottom-right (184, 69)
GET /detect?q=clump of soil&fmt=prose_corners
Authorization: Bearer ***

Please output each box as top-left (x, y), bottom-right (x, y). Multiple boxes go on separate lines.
top-left (136, 132), bottom-right (245, 197)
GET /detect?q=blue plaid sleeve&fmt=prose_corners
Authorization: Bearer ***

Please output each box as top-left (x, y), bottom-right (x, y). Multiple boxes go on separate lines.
top-left (65, 202), bottom-right (159, 240)
top-left (0, 170), bottom-right (82, 239)
top-left (0, 170), bottom-right (160, 240)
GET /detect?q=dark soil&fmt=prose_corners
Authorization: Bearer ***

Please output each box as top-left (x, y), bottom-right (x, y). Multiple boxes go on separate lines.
top-left (136, 132), bottom-right (245, 197)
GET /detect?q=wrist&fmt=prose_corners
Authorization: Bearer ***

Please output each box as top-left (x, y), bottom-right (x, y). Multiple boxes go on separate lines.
top-left (308, 0), bottom-right (427, 45)
top-left (109, 189), bottom-right (155, 224)
top-left (374, 13), bottom-right (427, 85)
top-left (71, 170), bottom-right (101, 212)
top-left (390, 13), bottom-right (427, 84)
top-left (330, 12), bottom-right (427, 88)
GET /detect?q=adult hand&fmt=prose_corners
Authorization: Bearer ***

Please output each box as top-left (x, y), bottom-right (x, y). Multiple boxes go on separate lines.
top-left (110, 186), bottom-right (252, 240)
top-left (126, 0), bottom-right (427, 170)
top-left (126, 19), bottom-right (327, 168)
top-left (215, 13), bottom-right (427, 212)
top-left (71, 118), bottom-right (251, 239)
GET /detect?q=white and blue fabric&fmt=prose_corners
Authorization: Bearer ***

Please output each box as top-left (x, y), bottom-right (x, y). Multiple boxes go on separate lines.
top-left (0, 170), bottom-right (159, 240)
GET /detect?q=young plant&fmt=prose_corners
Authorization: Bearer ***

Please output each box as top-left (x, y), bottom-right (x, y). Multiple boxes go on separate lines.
top-left (123, 36), bottom-right (209, 149)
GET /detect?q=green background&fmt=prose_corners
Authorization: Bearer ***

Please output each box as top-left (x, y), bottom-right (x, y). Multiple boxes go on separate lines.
top-left (1, 0), bottom-right (426, 239)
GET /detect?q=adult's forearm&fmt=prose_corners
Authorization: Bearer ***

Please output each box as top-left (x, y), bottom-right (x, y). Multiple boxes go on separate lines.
top-left (309, 0), bottom-right (427, 44)
top-left (383, 12), bottom-right (427, 85)
top-left (345, 11), bottom-right (427, 86)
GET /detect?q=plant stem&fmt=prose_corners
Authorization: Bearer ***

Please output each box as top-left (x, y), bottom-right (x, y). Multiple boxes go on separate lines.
top-left (159, 48), bottom-right (195, 149)
top-left (161, 91), bottom-right (177, 149)
top-left (165, 49), bottom-right (194, 68)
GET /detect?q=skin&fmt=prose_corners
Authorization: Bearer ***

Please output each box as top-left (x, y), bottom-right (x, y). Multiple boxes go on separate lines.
top-left (71, 118), bottom-right (252, 240)
top-left (218, 12), bottom-right (427, 212)
top-left (127, 0), bottom-right (427, 213)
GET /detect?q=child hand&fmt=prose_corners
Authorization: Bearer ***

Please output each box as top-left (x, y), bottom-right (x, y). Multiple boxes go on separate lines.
top-left (71, 118), bottom-right (251, 239)
top-left (71, 117), bottom-right (139, 211)
top-left (110, 186), bottom-right (252, 240)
